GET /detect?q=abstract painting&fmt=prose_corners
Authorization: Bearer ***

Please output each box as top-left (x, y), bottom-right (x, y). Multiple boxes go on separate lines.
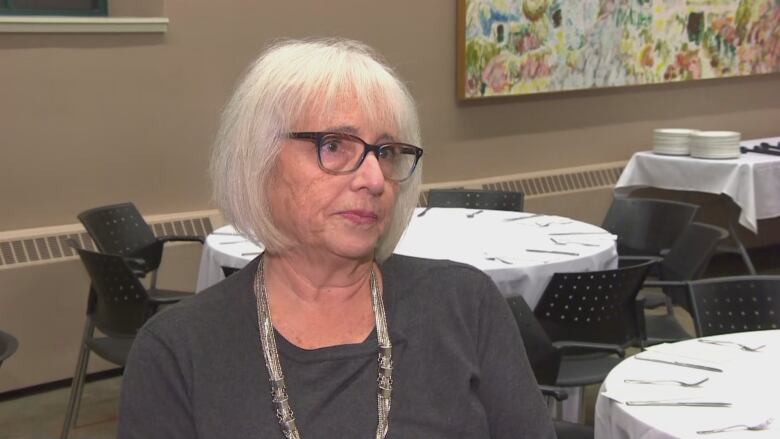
top-left (457, 0), bottom-right (780, 99)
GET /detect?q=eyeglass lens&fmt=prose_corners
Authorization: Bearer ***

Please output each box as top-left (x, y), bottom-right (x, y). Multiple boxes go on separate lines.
top-left (317, 133), bottom-right (418, 181)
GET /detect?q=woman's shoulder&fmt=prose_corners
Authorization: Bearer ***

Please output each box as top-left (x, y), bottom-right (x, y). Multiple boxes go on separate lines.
top-left (382, 254), bottom-right (492, 285)
top-left (381, 254), bottom-right (499, 308)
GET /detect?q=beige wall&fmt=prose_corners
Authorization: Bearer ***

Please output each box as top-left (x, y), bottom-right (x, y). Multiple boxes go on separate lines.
top-left (1, 0), bottom-right (780, 396)
top-left (1, 0), bottom-right (779, 231)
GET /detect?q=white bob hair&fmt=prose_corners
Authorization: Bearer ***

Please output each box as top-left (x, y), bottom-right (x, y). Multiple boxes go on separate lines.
top-left (210, 38), bottom-right (422, 262)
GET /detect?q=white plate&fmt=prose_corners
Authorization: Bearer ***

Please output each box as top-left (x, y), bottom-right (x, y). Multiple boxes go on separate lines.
top-left (690, 149), bottom-right (740, 159)
top-left (654, 128), bottom-right (698, 136)
top-left (692, 130), bottom-right (740, 139)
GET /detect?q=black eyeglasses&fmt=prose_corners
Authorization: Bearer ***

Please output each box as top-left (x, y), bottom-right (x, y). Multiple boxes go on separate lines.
top-left (288, 132), bottom-right (423, 182)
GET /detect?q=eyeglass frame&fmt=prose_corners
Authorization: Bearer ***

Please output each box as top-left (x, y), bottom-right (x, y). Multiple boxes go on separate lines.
top-left (287, 131), bottom-right (424, 182)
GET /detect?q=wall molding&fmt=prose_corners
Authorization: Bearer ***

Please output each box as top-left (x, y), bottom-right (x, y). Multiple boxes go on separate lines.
top-left (0, 16), bottom-right (168, 33)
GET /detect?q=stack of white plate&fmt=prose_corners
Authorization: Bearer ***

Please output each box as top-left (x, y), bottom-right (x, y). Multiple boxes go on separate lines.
top-left (653, 128), bottom-right (697, 155)
top-left (689, 131), bottom-right (741, 159)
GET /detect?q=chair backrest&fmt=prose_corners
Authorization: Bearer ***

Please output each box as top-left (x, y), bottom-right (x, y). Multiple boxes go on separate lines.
top-left (426, 189), bottom-right (524, 212)
top-left (661, 223), bottom-right (729, 282)
top-left (78, 202), bottom-right (162, 272)
top-left (505, 295), bottom-right (561, 386)
top-left (0, 330), bottom-right (19, 368)
top-left (221, 266), bottom-right (240, 278)
top-left (534, 259), bottom-right (655, 346)
top-left (602, 197), bottom-right (698, 256)
top-left (76, 248), bottom-right (153, 338)
top-left (653, 223), bottom-right (729, 312)
top-left (688, 276), bottom-right (780, 337)
top-left (661, 223), bottom-right (729, 281)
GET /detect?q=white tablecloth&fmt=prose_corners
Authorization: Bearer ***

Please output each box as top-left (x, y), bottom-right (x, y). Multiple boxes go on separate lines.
top-left (596, 330), bottom-right (780, 439)
top-left (196, 226), bottom-right (265, 292)
top-left (614, 137), bottom-right (780, 233)
top-left (197, 208), bottom-right (618, 310)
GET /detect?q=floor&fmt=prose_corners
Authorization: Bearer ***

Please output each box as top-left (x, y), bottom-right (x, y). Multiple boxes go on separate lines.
top-left (0, 376), bottom-right (120, 439)
top-left (1, 249), bottom-right (777, 439)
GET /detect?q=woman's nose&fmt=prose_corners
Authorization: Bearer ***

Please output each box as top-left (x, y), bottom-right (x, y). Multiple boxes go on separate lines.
top-left (352, 152), bottom-right (386, 194)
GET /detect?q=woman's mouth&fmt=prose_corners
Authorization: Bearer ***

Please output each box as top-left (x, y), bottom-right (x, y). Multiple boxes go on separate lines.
top-left (339, 210), bottom-right (379, 225)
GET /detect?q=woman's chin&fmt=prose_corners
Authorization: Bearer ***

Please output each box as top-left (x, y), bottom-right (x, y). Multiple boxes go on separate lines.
top-left (326, 240), bottom-right (378, 261)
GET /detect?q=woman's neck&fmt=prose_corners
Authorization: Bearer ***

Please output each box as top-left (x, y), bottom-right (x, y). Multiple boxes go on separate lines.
top-left (264, 251), bottom-right (374, 304)
top-left (261, 251), bottom-right (379, 349)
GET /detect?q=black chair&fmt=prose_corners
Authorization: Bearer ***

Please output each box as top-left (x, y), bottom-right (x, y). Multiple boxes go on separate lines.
top-left (507, 294), bottom-right (628, 423)
top-left (78, 202), bottom-right (204, 299)
top-left (688, 276), bottom-right (780, 337)
top-left (539, 387), bottom-right (594, 439)
top-left (0, 329), bottom-right (19, 369)
top-left (534, 259), bottom-right (655, 348)
top-left (624, 223), bottom-right (729, 344)
top-left (553, 420), bottom-right (594, 439)
top-left (61, 247), bottom-right (163, 439)
top-left (508, 293), bottom-right (627, 387)
top-left (426, 189), bottom-right (524, 212)
top-left (601, 197), bottom-right (698, 257)
top-left (221, 265), bottom-right (240, 278)
top-left (525, 259), bottom-right (654, 420)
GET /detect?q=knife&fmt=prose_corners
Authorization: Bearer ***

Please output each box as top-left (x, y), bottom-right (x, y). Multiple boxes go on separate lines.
top-left (626, 401), bottom-right (731, 407)
top-left (634, 356), bottom-right (723, 373)
top-left (416, 207), bottom-right (432, 217)
top-left (503, 213), bottom-right (545, 222)
top-left (548, 232), bottom-right (613, 236)
top-left (525, 249), bottom-right (579, 256)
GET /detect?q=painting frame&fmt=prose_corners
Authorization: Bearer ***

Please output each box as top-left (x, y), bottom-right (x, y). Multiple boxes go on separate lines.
top-left (457, 0), bottom-right (780, 100)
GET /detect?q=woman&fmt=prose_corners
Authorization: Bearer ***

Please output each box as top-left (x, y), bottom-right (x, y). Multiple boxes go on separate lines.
top-left (118, 38), bottom-right (554, 438)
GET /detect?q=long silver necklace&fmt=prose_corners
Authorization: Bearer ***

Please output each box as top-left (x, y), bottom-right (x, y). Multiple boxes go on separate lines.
top-left (253, 256), bottom-right (393, 439)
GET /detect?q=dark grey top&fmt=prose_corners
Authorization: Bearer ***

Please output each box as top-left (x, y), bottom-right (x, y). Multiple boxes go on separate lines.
top-left (118, 255), bottom-right (555, 438)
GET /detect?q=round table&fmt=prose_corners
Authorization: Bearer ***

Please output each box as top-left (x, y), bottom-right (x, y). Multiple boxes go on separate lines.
top-left (595, 330), bottom-right (780, 439)
top-left (197, 208), bottom-right (617, 309)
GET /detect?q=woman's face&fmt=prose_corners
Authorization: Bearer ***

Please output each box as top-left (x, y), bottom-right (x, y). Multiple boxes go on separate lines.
top-left (267, 97), bottom-right (400, 261)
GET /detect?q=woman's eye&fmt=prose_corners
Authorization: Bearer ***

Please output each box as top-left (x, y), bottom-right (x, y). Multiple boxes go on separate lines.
top-left (322, 141), bottom-right (341, 153)
top-left (378, 147), bottom-right (396, 160)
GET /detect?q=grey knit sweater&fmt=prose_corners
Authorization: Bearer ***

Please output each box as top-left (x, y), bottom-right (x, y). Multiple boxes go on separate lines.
top-left (118, 255), bottom-right (555, 438)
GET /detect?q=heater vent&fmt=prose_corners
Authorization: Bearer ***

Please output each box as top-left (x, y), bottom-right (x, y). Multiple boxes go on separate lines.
top-left (419, 162), bottom-right (625, 206)
top-left (0, 215), bottom-right (214, 268)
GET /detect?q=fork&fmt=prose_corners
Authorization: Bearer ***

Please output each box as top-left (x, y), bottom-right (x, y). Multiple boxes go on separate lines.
top-left (466, 209), bottom-right (484, 218)
top-left (536, 220), bottom-right (573, 227)
top-left (698, 339), bottom-right (766, 352)
top-left (484, 255), bottom-right (513, 265)
top-left (623, 377), bottom-right (709, 387)
top-left (697, 418), bottom-right (774, 434)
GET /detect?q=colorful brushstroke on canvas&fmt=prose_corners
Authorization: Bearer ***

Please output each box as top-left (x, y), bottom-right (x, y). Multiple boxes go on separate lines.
top-left (460, 0), bottom-right (780, 98)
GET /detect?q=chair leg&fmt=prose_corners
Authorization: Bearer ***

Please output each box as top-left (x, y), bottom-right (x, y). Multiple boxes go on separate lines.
top-left (560, 386), bottom-right (584, 423)
top-left (150, 269), bottom-right (159, 289)
top-left (544, 394), bottom-right (562, 420)
top-left (60, 319), bottom-right (94, 439)
top-left (664, 295), bottom-right (674, 315)
top-left (728, 220), bottom-right (757, 275)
